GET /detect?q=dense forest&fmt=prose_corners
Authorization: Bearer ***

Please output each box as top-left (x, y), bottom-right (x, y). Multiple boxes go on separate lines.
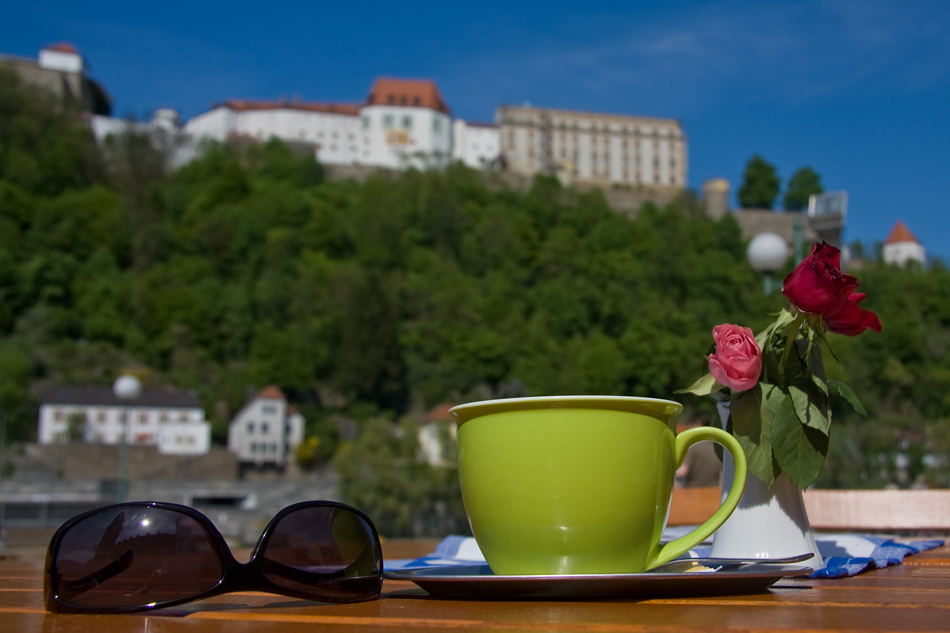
top-left (2, 68), bottom-right (950, 533)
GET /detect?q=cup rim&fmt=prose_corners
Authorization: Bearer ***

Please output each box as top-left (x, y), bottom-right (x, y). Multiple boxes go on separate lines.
top-left (449, 395), bottom-right (684, 424)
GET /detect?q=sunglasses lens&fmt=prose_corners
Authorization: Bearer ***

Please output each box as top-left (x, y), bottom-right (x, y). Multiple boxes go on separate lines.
top-left (51, 506), bottom-right (223, 609)
top-left (261, 505), bottom-right (381, 601)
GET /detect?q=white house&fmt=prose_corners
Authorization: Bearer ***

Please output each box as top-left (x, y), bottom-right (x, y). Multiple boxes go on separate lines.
top-left (38, 385), bottom-right (210, 455)
top-left (227, 385), bottom-right (305, 471)
top-left (883, 221), bottom-right (926, 267)
top-left (358, 77), bottom-right (453, 169)
top-left (451, 119), bottom-right (500, 169)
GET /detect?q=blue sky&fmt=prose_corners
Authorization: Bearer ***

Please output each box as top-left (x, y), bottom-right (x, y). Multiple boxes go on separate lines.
top-left (5, 1), bottom-right (949, 261)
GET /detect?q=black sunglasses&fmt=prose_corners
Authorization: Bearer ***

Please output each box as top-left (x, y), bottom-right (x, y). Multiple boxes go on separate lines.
top-left (44, 500), bottom-right (383, 613)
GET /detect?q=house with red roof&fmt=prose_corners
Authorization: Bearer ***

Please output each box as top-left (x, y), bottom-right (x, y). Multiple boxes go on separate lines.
top-left (183, 77), bottom-right (497, 171)
top-left (883, 221), bottom-right (926, 267)
top-left (227, 386), bottom-right (305, 474)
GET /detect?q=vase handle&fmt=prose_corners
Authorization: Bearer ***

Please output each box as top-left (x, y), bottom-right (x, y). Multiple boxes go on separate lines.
top-left (646, 426), bottom-right (748, 570)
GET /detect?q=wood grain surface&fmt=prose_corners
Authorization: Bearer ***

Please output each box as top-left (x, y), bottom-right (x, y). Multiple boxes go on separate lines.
top-left (3, 538), bottom-right (948, 633)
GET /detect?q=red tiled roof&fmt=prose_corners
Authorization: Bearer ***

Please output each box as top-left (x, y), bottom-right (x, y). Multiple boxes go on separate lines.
top-left (43, 42), bottom-right (79, 54)
top-left (422, 403), bottom-right (456, 423)
top-left (365, 78), bottom-right (450, 114)
top-left (258, 385), bottom-right (287, 400)
top-left (222, 99), bottom-right (360, 116)
top-left (885, 221), bottom-right (919, 244)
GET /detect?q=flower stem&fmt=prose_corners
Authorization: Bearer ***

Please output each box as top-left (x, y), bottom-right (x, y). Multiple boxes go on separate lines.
top-left (781, 312), bottom-right (807, 370)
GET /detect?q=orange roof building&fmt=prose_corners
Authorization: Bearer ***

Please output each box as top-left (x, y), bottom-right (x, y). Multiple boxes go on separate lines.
top-left (183, 77), bottom-right (458, 170)
top-left (883, 220), bottom-right (925, 267)
top-left (365, 78), bottom-right (450, 114)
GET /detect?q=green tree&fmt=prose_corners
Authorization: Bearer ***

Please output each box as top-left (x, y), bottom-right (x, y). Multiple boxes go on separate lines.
top-left (737, 155), bottom-right (780, 209)
top-left (783, 166), bottom-right (823, 211)
top-left (332, 416), bottom-right (468, 537)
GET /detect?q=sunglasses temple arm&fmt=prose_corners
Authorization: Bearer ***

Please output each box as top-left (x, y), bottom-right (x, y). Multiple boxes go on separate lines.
top-left (55, 550), bottom-right (135, 602)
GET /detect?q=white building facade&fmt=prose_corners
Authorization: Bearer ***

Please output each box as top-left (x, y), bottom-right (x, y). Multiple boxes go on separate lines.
top-left (358, 78), bottom-right (452, 169)
top-left (38, 386), bottom-right (210, 455)
top-left (495, 104), bottom-right (687, 190)
top-left (184, 100), bottom-right (362, 165)
top-left (451, 119), bottom-right (500, 169)
top-left (227, 386), bottom-right (305, 470)
top-left (883, 221), bottom-right (926, 267)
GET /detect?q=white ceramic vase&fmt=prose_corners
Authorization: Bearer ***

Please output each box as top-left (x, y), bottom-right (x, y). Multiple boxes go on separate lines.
top-left (708, 403), bottom-right (825, 568)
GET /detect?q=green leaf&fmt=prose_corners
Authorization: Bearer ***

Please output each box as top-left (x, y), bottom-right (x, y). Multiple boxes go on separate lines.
top-left (730, 384), bottom-right (778, 486)
top-left (788, 384), bottom-right (830, 434)
top-left (772, 398), bottom-right (829, 489)
top-left (675, 372), bottom-right (723, 396)
top-left (829, 380), bottom-right (868, 417)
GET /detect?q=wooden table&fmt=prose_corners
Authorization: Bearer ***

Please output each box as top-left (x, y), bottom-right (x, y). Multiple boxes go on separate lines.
top-left (2, 537), bottom-right (948, 633)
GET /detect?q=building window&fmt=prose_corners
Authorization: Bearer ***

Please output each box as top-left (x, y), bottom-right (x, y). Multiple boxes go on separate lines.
top-left (262, 405), bottom-right (277, 414)
top-left (160, 412), bottom-right (169, 422)
top-left (247, 422), bottom-right (254, 434)
top-left (433, 118), bottom-right (442, 134)
top-left (383, 114), bottom-right (394, 129)
top-left (97, 412), bottom-right (107, 423)
top-left (262, 422), bottom-right (269, 434)
top-left (54, 410), bottom-right (66, 422)
top-left (401, 115), bottom-right (412, 129)
top-left (179, 412), bottom-right (188, 421)
top-left (361, 116), bottom-right (370, 131)
top-left (138, 413), bottom-right (148, 425)
top-left (119, 412), bottom-right (127, 424)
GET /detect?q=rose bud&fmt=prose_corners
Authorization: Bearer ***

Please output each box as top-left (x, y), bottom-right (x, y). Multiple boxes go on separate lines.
top-left (782, 242), bottom-right (859, 317)
top-left (708, 324), bottom-right (763, 392)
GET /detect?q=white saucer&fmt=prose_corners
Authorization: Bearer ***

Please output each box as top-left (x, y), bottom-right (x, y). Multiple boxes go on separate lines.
top-left (385, 563), bottom-right (813, 600)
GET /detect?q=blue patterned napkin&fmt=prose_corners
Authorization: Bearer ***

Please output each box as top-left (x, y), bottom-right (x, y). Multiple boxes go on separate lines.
top-left (385, 533), bottom-right (944, 578)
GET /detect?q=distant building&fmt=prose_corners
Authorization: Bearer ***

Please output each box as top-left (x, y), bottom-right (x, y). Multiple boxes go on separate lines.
top-left (0, 42), bottom-right (111, 115)
top-left (883, 221), bottom-right (925, 267)
top-left (451, 120), bottom-right (500, 169)
top-left (90, 108), bottom-right (199, 168)
top-left (38, 385), bottom-right (209, 455)
top-left (184, 78), bottom-right (455, 171)
top-left (416, 403), bottom-right (458, 468)
top-left (495, 104), bottom-right (687, 191)
top-left (227, 386), bottom-right (305, 473)
top-left (184, 100), bottom-right (362, 165)
top-left (360, 78), bottom-right (453, 169)
top-left (700, 177), bottom-right (820, 249)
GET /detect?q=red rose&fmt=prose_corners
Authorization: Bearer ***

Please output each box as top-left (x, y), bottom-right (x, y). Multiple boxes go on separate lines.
top-left (782, 242), bottom-right (859, 317)
top-left (708, 324), bottom-right (762, 391)
top-left (825, 293), bottom-right (883, 336)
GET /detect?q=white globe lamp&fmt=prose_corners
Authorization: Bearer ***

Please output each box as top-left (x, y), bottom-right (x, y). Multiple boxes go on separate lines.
top-left (747, 233), bottom-right (789, 295)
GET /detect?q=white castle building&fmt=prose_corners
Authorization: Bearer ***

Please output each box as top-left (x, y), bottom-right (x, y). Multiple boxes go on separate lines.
top-left (184, 78), bottom-right (494, 171)
top-left (38, 385), bottom-right (210, 456)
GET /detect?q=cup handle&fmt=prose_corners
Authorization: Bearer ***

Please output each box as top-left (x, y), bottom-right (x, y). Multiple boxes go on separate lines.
top-left (646, 426), bottom-right (747, 570)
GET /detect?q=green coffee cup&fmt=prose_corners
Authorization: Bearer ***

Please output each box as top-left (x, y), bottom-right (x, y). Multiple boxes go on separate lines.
top-left (451, 396), bottom-right (747, 575)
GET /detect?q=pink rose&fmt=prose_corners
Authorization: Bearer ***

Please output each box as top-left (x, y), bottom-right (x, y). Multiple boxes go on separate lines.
top-left (708, 324), bottom-right (762, 392)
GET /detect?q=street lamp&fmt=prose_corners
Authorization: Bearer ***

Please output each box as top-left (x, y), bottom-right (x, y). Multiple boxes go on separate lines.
top-left (113, 374), bottom-right (142, 503)
top-left (747, 232), bottom-right (789, 296)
